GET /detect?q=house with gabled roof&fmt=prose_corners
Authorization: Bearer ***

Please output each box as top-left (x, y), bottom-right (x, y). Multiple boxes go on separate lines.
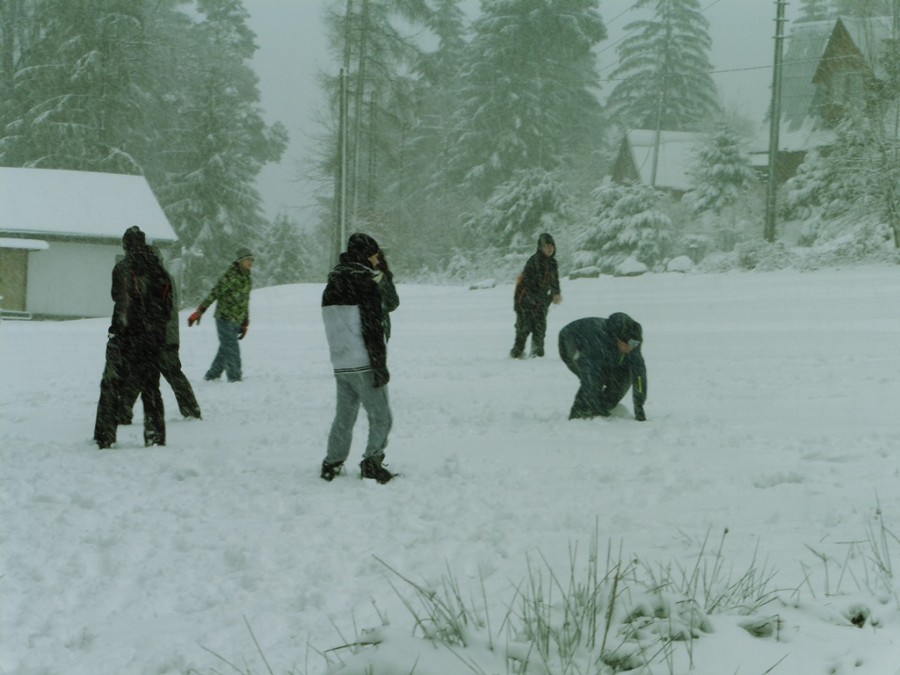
top-left (763, 15), bottom-right (896, 178)
top-left (1, 167), bottom-right (178, 319)
top-left (611, 129), bottom-right (706, 196)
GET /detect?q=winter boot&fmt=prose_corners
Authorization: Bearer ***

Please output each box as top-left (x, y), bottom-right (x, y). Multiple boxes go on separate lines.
top-left (320, 461), bottom-right (344, 481)
top-left (360, 455), bottom-right (395, 484)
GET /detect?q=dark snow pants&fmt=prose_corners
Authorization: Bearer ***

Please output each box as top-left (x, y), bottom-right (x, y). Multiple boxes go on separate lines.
top-left (94, 336), bottom-right (166, 448)
top-left (120, 345), bottom-right (201, 421)
top-left (513, 304), bottom-right (550, 356)
top-left (558, 338), bottom-right (631, 419)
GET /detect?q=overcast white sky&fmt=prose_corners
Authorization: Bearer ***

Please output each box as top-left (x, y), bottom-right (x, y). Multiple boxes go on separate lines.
top-left (243, 0), bottom-right (797, 220)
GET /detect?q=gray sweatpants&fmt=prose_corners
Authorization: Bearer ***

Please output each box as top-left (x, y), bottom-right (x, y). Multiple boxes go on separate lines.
top-left (324, 370), bottom-right (392, 465)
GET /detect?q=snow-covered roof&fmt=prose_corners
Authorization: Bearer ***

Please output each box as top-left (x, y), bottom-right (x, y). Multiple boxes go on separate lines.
top-left (0, 237), bottom-right (49, 251)
top-left (0, 167), bottom-right (177, 243)
top-left (623, 130), bottom-right (705, 192)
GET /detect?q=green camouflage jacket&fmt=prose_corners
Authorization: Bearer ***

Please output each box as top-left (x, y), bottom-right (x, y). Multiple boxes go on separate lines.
top-left (201, 264), bottom-right (252, 324)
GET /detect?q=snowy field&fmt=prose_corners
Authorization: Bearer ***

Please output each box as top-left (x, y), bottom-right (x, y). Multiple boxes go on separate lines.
top-left (2, 265), bottom-right (900, 675)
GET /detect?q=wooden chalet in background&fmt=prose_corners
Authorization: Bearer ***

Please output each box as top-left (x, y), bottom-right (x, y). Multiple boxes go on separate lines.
top-left (770, 15), bottom-right (895, 180)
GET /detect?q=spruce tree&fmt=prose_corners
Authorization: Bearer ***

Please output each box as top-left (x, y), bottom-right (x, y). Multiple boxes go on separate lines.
top-left (446, 0), bottom-right (607, 198)
top-left (464, 169), bottom-right (572, 250)
top-left (574, 183), bottom-right (671, 270)
top-left (796, 0), bottom-right (832, 23)
top-left (606, 0), bottom-right (719, 132)
top-left (156, 0), bottom-right (287, 299)
top-left (0, 0), bottom-right (151, 172)
top-left (684, 125), bottom-right (756, 215)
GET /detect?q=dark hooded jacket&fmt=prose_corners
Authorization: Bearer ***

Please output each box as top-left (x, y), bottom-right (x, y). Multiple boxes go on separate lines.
top-left (515, 233), bottom-right (560, 312)
top-left (558, 313), bottom-right (648, 408)
top-left (321, 233), bottom-right (387, 374)
top-left (110, 227), bottom-right (172, 349)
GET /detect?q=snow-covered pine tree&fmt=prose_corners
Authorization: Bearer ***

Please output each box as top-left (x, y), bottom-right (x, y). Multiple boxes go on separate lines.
top-left (785, 110), bottom-right (899, 250)
top-left (465, 169), bottom-right (572, 251)
top-left (684, 126), bottom-right (756, 216)
top-left (255, 214), bottom-right (327, 286)
top-left (157, 0), bottom-right (287, 301)
top-left (605, 0), bottom-right (719, 132)
top-left (574, 182), bottom-right (671, 272)
top-left (0, 0), bottom-right (287, 302)
top-left (796, 0), bottom-right (833, 23)
top-left (0, 0), bottom-right (150, 172)
top-left (446, 0), bottom-right (607, 198)
top-left (374, 0), bottom-right (472, 272)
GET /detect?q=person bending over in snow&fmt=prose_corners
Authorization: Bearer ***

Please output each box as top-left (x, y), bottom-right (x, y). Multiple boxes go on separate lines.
top-left (320, 233), bottom-right (396, 484)
top-left (558, 312), bottom-right (647, 421)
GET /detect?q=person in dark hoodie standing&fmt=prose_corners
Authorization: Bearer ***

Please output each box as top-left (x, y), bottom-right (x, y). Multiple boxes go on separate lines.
top-left (93, 226), bottom-right (172, 449)
top-left (119, 246), bottom-right (202, 422)
top-left (187, 248), bottom-right (254, 382)
top-left (558, 312), bottom-right (648, 421)
top-left (511, 232), bottom-right (562, 358)
top-left (320, 233), bottom-right (396, 484)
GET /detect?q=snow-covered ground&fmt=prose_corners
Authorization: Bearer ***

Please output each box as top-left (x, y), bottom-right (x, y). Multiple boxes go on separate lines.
top-left (2, 265), bottom-right (899, 675)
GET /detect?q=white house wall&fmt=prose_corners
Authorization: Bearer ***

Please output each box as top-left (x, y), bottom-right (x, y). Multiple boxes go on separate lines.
top-left (27, 241), bottom-right (120, 318)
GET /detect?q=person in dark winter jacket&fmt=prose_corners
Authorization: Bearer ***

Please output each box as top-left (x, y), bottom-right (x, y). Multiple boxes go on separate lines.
top-left (374, 249), bottom-right (399, 341)
top-left (119, 247), bottom-right (201, 422)
top-left (93, 226), bottom-right (172, 449)
top-left (320, 233), bottom-right (396, 484)
top-left (558, 312), bottom-right (648, 421)
top-left (187, 248), bottom-right (254, 382)
top-left (511, 232), bottom-right (562, 358)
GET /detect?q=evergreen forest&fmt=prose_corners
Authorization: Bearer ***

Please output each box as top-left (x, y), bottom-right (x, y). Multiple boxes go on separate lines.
top-left (2, 0), bottom-right (898, 300)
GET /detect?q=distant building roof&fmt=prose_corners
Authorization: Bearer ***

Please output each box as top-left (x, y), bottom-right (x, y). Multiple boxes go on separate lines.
top-left (775, 16), bottom-right (893, 151)
top-left (780, 20), bottom-right (833, 134)
top-left (0, 167), bottom-right (177, 242)
top-left (615, 130), bottom-right (705, 192)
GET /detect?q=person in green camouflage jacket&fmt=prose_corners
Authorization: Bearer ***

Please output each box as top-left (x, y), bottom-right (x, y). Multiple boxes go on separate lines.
top-left (187, 248), bottom-right (254, 382)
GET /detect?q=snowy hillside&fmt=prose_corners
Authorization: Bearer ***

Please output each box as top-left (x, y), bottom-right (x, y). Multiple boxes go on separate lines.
top-left (2, 266), bottom-right (900, 675)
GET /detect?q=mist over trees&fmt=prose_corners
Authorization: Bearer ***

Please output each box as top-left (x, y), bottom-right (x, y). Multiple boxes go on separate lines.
top-left (2, 0), bottom-right (897, 295)
top-left (0, 0), bottom-right (288, 300)
top-left (314, 0), bottom-right (897, 281)
top-left (605, 0), bottom-right (719, 132)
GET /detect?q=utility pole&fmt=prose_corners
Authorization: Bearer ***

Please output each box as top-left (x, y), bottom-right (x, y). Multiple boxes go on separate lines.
top-left (764, 0), bottom-right (788, 242)
top-left (334, 68), bottom-right (349, 262)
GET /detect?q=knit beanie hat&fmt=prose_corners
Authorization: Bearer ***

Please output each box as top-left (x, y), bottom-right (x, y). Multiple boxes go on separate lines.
top-left (235, 247), bottom-right (254, 263)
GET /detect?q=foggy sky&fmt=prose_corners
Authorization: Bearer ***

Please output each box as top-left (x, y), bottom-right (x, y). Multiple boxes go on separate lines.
top-left (243, 0), bottom-right (796, 221)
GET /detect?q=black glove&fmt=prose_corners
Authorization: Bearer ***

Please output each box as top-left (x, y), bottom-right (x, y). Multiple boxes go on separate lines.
top-left (372, 366), bottom-right (390, 388)
top-left (634, 405), bottom-right (647, 422)
top-left (238, 319), bottom-right (249, 340)
top-left (377, 250), bottom-right (391, 277)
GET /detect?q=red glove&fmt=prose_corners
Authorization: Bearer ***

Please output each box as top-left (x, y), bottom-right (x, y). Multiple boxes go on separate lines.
top-left (187, 307), bottom-right (205, 327)
top-left (239, 320), bottom-right (249, 340)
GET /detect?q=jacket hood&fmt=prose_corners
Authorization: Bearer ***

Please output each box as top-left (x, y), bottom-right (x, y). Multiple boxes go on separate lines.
top-left (606, 312), bottom-right (642, 344)
top-left (122, 226), bottom-right (146, 253)
top-left (537, 232), bottom-right (556, 255)
top-left (347, 233), bottom-right (380, 261)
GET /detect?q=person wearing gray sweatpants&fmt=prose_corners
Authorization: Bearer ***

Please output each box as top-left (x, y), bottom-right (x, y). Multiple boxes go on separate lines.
top-left (320, 233), bottom-right (397, 483)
